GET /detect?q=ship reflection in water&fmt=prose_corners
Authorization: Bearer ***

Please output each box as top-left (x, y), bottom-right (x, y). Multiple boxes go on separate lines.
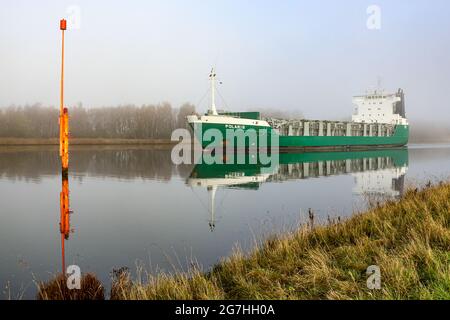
top-left (187, 148), bottom-right (409, 231)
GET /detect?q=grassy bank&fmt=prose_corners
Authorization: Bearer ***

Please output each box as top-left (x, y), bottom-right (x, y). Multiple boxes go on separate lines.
top-left (38, 182), bottom-right (450, 300)
top-left (112, 182), bottom-right (450, 300)
top-left (0, 138), bottom-right (176, 146)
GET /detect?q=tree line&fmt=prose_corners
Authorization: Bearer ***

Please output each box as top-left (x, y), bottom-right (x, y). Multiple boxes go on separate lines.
top-left (0, 103), bottom-right (196, 139)
top-left (2, 104), bottom-right (448, 143)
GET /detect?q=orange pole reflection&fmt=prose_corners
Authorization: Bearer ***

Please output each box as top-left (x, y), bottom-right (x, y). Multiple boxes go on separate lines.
top-left (59, 175), bottom-right (71, 274)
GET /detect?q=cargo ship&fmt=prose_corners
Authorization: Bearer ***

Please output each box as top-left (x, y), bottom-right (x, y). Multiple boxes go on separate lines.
top-left (187, 70), bottom-right (409, 151)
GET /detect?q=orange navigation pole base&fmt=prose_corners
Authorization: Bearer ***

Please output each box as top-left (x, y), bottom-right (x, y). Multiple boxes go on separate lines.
top-left (60, 107), bottom-right (69, 177)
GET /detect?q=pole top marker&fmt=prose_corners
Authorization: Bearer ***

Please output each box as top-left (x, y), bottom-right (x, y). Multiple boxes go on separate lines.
top-left (60, 19), bottom-right (67, 31)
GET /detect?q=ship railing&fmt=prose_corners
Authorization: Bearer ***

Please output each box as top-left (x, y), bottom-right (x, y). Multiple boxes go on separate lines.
top-left (264, 118), bottom-right (396, 137)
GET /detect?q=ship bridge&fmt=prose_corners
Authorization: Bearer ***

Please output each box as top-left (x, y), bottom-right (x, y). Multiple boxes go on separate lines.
top-left (352, 88), bottom-right (407, 125)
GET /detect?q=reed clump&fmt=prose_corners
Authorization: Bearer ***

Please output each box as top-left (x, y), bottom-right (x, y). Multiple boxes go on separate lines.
top-left (37, 273), bottom-right (105, 300)
top-left (112, 182), bottom-right (450, 300)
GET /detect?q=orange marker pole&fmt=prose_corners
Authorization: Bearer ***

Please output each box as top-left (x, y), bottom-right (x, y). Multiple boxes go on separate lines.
top-left (59, 19), bottom-right (70, 275)
top-left (59, 19), bottom-right (69, 175)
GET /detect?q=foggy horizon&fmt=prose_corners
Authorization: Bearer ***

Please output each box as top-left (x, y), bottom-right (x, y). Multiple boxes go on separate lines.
top-left (1, 0), bottom-right (450, 124)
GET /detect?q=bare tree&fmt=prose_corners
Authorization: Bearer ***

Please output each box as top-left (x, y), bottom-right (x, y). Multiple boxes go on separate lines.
top-left (176, 103), bottom-right (196, 129)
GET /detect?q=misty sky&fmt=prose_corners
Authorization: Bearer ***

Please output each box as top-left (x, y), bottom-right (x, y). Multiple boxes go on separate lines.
top-left (1, 0), bottom-right (449, 122)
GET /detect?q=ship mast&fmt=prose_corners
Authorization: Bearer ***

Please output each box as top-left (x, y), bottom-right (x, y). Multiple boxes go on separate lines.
top-left (209, 68), bottom-right (218, 115)
top-left (207, 185), bottom-right (217, 231)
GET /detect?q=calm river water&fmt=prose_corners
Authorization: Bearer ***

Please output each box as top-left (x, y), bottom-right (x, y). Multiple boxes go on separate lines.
top-left (1, 144), bottom-right (449, 298)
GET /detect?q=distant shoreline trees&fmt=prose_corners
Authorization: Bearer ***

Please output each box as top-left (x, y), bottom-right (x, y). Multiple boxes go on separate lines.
top-left (0, 103), bottom-right (196, 139)
top-left (2, 104), bottom-right (448, 142)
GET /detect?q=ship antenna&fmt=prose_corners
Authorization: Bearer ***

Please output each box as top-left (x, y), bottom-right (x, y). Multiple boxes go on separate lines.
top-left (208, 185), bottom-right (217, 232)
top-left (377, 76), bottom-right (383, 93)
top-left (209, 68), bottom-right (218, 115)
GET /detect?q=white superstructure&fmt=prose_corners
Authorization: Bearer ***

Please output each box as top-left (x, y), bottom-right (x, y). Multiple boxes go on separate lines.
top-left (352, 89), bottom-right (408, 125)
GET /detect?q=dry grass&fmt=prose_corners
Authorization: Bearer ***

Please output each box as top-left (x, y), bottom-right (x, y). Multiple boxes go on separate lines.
top-left (112, 182), bottom-right (450, 300)
top-left (36, 273), bottom-right (105, 300)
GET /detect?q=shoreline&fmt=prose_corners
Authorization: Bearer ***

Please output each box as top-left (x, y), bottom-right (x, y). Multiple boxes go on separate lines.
top-left (0, 137), bottom-right (449, 147)
top-left (0, 138), bottom-right (177, 146)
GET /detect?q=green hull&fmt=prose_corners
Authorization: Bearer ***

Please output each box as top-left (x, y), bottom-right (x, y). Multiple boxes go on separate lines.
top-left (279, 125), bottom-right (409, 150)
top-left (190, 122), bottom-right (409, 150)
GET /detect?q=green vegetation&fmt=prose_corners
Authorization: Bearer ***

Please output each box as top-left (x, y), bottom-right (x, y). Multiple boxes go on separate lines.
top-left (37, 182), bottom-right (450, 300)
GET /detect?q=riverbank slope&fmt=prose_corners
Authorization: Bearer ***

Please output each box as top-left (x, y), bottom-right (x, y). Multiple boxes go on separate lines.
top-left (111, 182), bottom-right (450, 300)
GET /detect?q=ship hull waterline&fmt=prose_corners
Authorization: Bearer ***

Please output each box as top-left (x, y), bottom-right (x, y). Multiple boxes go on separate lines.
top-left (189, 122), bottom-right (409, 152)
